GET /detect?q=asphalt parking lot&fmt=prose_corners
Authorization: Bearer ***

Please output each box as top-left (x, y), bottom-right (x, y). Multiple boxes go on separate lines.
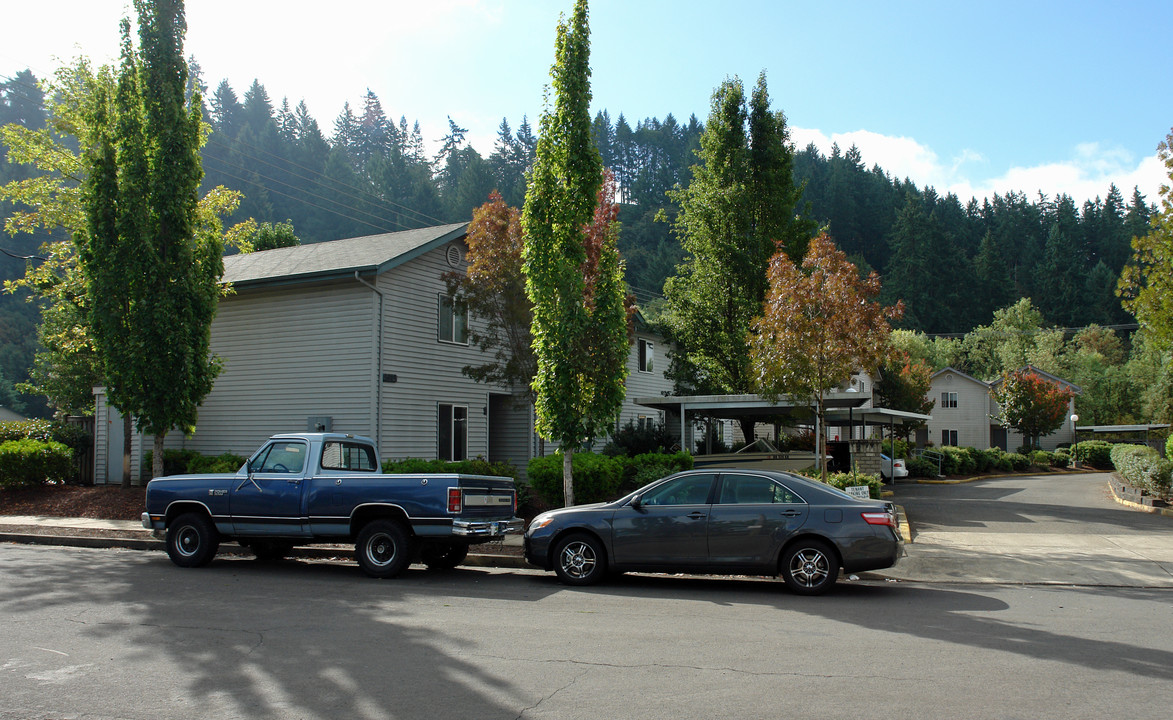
top-left (882, 472), bottom-right (1173, 586)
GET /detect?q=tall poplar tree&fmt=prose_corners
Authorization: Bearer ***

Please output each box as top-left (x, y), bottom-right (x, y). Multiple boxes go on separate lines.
top-left (522, 0), bottom-right (629, 506)
top-left (78, 0), bottom-right (222, 482)
top-left (664, 73), bottom-right (813, 441)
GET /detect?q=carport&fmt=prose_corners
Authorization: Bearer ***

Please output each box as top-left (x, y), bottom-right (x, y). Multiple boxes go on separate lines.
top-left (632, 393), bottom-right (931, 473)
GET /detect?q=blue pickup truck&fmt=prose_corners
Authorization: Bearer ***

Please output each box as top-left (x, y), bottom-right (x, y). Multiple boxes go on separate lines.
top-left (142, 432), bottom-right (523, 578)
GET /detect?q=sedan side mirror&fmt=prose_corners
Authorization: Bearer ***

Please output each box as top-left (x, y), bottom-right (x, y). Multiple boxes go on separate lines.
top-left (629, 495), bottom-right (643, 510)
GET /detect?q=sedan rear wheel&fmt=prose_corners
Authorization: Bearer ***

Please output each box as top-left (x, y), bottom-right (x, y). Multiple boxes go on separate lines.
top-left (553, 533), bottom-right (607, 586)
top-left (781, 540), bottom-right (838, 595)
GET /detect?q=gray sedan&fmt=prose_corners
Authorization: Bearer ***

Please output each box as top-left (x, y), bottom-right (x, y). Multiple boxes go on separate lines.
top-left (524, 469), bottom-right (901, 595)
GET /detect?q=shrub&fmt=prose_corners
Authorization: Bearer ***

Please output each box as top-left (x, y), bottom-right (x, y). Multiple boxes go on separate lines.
top-left (907, 456), bottom-right (938, 478)
top-left (0, 419), bottom-right (56, 443)
top-left (1111, 444), bottom-right (1172, 500)
top-left (527, 452), bottom-right (623, 507)
top-left (187, 453), bottom-right (248, 474)
top-left (0, 439), bottom-right (74, 488)
top-left (382, 457), bottom-right (519, 480)
top-left (881, 438), bottom-right (910, 459)
top-left (617, 451), bottom-right (693, 494)
top-left (1072, 440), bottom-right (1113, 469)
top-left (604, 419), bottom-right (677, 457)
top-left (817, 471), bottom-right (884, 499)
top-left (1029, 450), bottom-right (1052, 468)
top-left (1005, 452), bottom-right (1030, 471)
top-left (1166, 435), bottom-right (1173, 460)
top-left (1016, 444), bottom-right (1037, 456)
top-left (941, 446), bottom-right (975, 475)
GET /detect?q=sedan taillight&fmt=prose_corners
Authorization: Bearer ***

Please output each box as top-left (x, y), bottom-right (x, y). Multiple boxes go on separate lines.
top-left (861, 511), bottom-right (894, 527)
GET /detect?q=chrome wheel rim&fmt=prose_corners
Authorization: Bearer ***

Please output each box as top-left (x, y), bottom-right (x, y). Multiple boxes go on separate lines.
top-left (559, 541), bottom-right (596, 580)
top-left (789, 547), bottom-right (830, 588)
top-left (365, 532), bottom-right (398, 567)
top-left (175, 526), bottom-right (200, 558)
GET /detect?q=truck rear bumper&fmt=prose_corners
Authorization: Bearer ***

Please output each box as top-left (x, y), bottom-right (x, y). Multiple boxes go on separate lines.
top-left (451, 518), bottom-right (524, 537)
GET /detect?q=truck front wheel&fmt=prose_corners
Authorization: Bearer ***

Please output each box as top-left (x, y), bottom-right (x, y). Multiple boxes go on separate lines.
top-left (166, 512), bottom-right (220, 568)
top-left (355, 520), bottom-right (413, 578)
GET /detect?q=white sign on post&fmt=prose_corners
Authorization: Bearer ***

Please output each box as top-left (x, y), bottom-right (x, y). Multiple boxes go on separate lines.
top-left (845, 485), bottom-right (871, 500)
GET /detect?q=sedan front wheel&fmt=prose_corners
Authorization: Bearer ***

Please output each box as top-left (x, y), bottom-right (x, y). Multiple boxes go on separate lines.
top-left (552, 533), bottom-right (607, 586)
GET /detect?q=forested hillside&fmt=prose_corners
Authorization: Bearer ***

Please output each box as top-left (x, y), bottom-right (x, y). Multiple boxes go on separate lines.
top-left (0, 67), bottom-right (1157, 416)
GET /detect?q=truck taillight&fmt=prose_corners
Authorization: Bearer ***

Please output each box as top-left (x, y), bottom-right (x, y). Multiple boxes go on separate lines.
top-left (861, 511), bottom-right (894, 527)
top-left (447, 488), bottom-right (462, 513)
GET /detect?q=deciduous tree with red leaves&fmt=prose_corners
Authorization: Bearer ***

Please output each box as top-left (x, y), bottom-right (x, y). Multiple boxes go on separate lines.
top-left (989, 367), bottom-right (1075, 450)
top-left (749, 233), bottom-right (903, 481)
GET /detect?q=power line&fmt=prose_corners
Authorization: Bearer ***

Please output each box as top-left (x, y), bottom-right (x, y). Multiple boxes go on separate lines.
top-left (201, 153), bottom-right (413, 234)
top-left (204, 133), bottom-right (449, 229)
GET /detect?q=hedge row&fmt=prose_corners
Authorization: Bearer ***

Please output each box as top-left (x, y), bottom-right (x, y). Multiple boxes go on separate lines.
top-left (813, 471), bottom-right (884, 499)
top-left (0, 439), bottom-right (74, 489)
top-left (527, 451), bottom-right (694, 507)
top-left (904, 445), bottom-right (1076, 478)
top-left (1109, 444), bottom-right (1172, 500)
top-left (144, 449), bottom-right (249, 477)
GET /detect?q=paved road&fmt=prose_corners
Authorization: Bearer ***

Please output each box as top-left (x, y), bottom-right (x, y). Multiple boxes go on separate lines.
top-left (883, 472), bottom-right (1173, 586)
top-left (1, 544), bottom-right (1171, 720)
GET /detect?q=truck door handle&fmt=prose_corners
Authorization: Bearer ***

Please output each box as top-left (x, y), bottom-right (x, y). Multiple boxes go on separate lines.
top-left (286, 479), bottom-right (301, 484)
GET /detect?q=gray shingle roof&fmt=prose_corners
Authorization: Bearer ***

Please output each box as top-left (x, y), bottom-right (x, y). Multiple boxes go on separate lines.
top-left (222, 222), bottom-right (468, 287)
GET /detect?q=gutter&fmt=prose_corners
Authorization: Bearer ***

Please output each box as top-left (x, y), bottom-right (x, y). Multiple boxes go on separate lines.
top-left (354, 271), bottom-right (384, 450)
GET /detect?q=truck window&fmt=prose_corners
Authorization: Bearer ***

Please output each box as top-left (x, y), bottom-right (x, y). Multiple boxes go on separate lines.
top-left (256, 442), bottom-right (307, 473)
top-left (321, 441), bottom-right (377, 471)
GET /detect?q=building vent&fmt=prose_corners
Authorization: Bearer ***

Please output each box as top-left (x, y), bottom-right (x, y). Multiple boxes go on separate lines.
top-left (446, 244), bottom-right (463, 268)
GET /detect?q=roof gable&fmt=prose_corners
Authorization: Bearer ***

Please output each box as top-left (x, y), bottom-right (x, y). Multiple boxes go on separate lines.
top-left (222, 222), bottom-right (468, 288)
top-left (930, 366), bottom-right (989, 388)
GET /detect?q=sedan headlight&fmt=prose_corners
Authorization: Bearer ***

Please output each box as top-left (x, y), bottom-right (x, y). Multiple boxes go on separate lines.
top-left (528, 514), bottom-right (555, 533)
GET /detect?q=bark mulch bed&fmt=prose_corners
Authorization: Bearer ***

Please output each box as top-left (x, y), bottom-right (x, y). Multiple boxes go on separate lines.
top-left (0, 484), bottom-right (147, 521)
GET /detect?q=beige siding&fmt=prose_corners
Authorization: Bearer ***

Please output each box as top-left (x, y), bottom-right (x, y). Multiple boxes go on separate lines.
top-left (377, 242), bottom-right (493, 461)
top-left (175, 282), bottom-right (376, 457)
top-left (928, 371), bottom-right (992, 449)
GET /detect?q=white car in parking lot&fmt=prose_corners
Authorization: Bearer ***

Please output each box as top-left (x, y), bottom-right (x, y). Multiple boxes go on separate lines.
top-left (881, 453), bottom-right (908, 481)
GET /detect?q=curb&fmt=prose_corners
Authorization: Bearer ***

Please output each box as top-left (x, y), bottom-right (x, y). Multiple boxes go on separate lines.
top-left (1106, 479), bottom-right (1173, 518)
top-left (914, 468), bottom-right (1093, 485)
top-left (0, 531), bottom-right (532, 569)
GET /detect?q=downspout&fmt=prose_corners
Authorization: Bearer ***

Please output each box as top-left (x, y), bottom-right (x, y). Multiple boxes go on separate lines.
top-left (355, 271), bottom-right (384, 452)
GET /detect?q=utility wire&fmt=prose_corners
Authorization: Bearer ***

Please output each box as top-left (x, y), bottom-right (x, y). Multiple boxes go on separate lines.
top-left (201, 153), bottom-right (414, 234)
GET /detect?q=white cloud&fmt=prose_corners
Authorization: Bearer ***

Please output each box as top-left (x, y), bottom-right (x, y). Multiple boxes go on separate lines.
top-left (790, 128), bottom-right (1164, 206)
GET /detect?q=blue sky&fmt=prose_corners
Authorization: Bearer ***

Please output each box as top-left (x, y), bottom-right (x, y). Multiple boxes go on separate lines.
top-left (2, 0), bottom-right (1168, 205)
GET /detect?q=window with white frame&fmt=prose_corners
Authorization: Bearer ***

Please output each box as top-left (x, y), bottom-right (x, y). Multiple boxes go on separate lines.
top-left (438, 403), bottom-right (468, 461)
top-left (438, 294), bottom-right (468, 344)
top-left (638, 339), bottom-right (654, 373)
top-left (941, 429), bottom-right (958, 446)
top-left (941, 392), bottom-right (958, 408)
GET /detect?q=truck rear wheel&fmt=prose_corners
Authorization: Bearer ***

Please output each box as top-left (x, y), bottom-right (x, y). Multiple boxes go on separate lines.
top-left (166, 512), bottom-right (220, 568)
top-left (355, 519), bottom-right (413, 578)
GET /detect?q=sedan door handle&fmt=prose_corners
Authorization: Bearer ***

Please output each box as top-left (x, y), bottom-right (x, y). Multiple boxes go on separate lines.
top-left (779, 509), bottom-right (802, 517)
top-left (687, 512), bottom-right (707, 520)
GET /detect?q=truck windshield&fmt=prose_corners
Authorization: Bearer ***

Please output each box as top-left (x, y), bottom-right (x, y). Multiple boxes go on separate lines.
top-left (255, 442), bottom-right (307, 473)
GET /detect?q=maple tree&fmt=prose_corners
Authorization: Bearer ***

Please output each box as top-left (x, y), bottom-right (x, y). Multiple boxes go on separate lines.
top-left (446, 191), bottom-right (535, 395)
top-left (989, 367), bottom-right (1075, 450)
top-left (749, 232), bottom-right (903, 481)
